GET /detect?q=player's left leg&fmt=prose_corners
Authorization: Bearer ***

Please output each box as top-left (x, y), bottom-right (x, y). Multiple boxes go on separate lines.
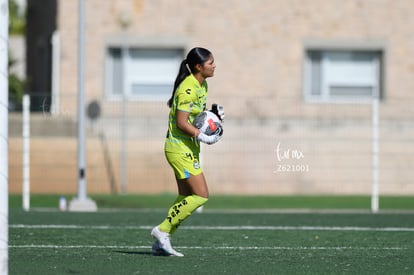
top-left (158, 173), bottom-right (209, 234)
top-left (151, 173), bottom-right (209, 256)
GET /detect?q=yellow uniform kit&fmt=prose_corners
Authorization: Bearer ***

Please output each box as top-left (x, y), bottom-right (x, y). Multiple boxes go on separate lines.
top-left (164, 74), bottom-right (208, 179)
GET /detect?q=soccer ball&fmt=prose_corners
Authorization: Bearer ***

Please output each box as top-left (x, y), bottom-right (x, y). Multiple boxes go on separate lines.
top-left (193, 111), bottom-right (223, 136)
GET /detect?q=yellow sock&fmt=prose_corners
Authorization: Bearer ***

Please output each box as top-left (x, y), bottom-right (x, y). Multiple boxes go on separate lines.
top-left (158, 195), bottom-right (185, 235)
top-left (159, 195), bottom-right (208, 234)
top-left (172, 195), bottom-right (186, 205)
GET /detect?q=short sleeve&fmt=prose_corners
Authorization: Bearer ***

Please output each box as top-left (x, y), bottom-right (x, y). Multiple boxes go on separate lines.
top-left (176, 88), bottom-right (196, 113)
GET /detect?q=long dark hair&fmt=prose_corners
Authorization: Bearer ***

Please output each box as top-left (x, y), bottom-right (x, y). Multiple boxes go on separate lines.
top-left (167, 47), bottom-right (212, 108)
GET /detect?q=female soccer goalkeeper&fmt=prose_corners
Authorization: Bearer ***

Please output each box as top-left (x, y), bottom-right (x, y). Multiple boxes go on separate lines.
top-left (151, 47), bottom-right (224, 256)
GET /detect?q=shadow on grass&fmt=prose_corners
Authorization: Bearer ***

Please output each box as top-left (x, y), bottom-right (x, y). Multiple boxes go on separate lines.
top-left (113, 250), bottom-right (153, 256)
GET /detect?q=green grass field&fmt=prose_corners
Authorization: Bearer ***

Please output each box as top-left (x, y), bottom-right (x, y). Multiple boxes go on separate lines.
top-left (8, 195), bottom-right (414, 274)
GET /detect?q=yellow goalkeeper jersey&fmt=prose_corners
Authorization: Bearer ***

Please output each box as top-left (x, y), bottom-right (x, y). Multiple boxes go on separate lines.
top-left (164, 74), bottom-right (208, 155)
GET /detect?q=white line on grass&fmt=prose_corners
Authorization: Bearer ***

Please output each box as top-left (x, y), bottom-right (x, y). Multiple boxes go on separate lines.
top-left (9, 224), bottom-right (414, 232)
top-left (8, 244), bottom-right (406, 251)
top-left (28, 208), bottom-right (414, 214)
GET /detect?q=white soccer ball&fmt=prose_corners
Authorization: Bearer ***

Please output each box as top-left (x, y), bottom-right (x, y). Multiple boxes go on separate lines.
top-left (193, 111), bottom-right (223, 136)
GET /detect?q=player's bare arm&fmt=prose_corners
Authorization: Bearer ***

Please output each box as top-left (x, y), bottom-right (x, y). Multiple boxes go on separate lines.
top-left (176, 110), bottom-right (200, 137)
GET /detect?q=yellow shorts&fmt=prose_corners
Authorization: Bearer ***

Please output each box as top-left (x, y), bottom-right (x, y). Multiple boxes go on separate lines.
top-left (165, 151), bottom-right (202, 179)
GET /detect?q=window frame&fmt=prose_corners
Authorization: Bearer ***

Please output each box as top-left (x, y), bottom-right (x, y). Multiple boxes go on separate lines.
top-left (104, 36), bottom-right (188, 102)
top-left (303, 40), bottom-right (386, 104)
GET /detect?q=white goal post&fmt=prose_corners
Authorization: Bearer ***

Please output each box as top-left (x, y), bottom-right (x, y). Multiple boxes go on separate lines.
top-left (371, 93), bottom-right (380, 213)
top-left (0, 0), bottom-right (9, 273)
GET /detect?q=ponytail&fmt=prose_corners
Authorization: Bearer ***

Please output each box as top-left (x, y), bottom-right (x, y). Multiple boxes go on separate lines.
top-left (167, 47), bottom-right (212, 108)
top-left (167, 59), bottom-right (190, 108)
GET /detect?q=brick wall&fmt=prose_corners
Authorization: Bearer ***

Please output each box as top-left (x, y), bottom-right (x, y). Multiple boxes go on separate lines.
top-left (9, 0), bottom-right (414, 195)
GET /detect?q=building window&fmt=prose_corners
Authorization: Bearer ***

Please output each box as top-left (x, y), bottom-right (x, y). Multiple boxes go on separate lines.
top-left (105, 47), bottom-right (184, 101)
top-left (304, 49), bottom-right (383, 103)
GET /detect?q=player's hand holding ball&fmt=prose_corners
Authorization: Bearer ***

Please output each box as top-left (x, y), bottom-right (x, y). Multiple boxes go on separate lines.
top-left (197, 132), bottom-right (221, 145)
top-left (194, 110), bottom-right (223, 145)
